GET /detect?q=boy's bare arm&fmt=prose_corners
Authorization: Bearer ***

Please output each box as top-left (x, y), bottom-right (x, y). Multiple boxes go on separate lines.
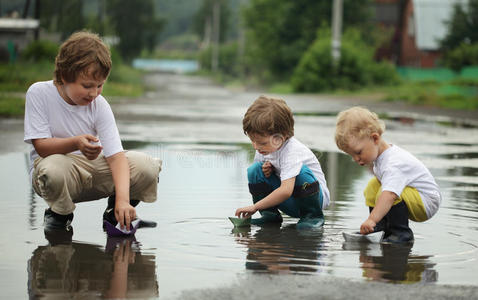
top-left (32, 134), bottom-right (102, 160)
top-left (360, 190), bottom-right (397, 234)
top-left (235, 177), bottom-right (295, 217)
top-left (106, 151), bottom-right (136, 230)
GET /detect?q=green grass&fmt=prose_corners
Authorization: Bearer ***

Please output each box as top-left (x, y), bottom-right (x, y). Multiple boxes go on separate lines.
top-left (0, 94), bottom-right (25, 117)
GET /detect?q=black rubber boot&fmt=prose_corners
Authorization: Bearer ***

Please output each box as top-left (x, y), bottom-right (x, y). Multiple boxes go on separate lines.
top-left (44, 208), bottom-right (73, 230)
top-left (103, 196), bottom-right (157, 229)
top-left (382, 201), bottom-right (414, 244)
top-left (369, 206), bottom-right (388, 234)
top-left (248, 182), bottom-right (282, 226)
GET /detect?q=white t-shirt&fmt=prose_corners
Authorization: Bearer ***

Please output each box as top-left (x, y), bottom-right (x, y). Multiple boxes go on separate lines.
top-left (24, 80), bottom-right (123, 175)
top-left (373, 144), bottom-right (441, 218)
top-left (254, 137), bottom-right (330, 208)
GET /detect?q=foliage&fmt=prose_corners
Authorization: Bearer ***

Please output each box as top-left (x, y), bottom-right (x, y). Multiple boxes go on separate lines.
top-left (0, 94), bottom-right (25, 117)
top-left (442, 42), bottom-right (478, 71)
top-left (242, 0), bottom-right (374, 80)
top-left (198, 42), bottom-right (240, 77)
top-left (440, 0), bottom-right (478, 70)
top-left (193, 0), bottom-right (231, 44)
top-left (441, 0), bottom-right (478, 51)
top-left (291, 28), bottom-right (398, 92)
top-left (106, 0), bottom-right (165, 61)
top-left (21, 40), bottom-right (59, 63)
top-left (39, 0), bottom-right (85, 40)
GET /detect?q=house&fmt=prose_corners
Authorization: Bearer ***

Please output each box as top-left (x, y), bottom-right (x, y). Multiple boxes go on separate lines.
top-left (0, 17), bottom-right (39, 62)
top-left (373, 0), bottom-right (468, 68)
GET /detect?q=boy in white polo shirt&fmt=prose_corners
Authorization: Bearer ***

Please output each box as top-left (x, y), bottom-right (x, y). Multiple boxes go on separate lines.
top-left (235, 96), bottom-right (330, 229)
top-left (335, 106), bottom-right (441, 243)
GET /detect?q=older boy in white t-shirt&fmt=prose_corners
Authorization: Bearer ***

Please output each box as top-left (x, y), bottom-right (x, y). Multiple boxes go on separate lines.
top-left (335, 106), bottom-right (441, 243)
top-left (24, 32), bottom-right (161, 238)
top-left (235, 96), bottom-right (330, 229)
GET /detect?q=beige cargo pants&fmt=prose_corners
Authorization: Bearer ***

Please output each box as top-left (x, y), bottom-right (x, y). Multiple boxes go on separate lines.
top-left (32, 151), bottom-right (162, 215)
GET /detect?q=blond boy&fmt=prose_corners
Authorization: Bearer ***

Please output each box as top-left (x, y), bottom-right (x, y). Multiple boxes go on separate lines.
top-left (235, 96), bottom-right (330, 229)
top-left (335, 106), bottom-right (441, 243)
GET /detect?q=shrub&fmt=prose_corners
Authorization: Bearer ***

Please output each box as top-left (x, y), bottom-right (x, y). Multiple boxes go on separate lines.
top-left (21, 40), bottom-right (58, 63)
top-left (292, 28), bottom-right (398, 92)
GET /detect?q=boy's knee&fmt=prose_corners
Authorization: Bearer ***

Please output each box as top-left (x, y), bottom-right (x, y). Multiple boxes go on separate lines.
top-left (126, 151), bottom-right (162, 183)
top-left (294, 165), bottom-right (316, 186)
top-left (35, 155), bottom-right (73, 184)
top-left (364, 177), bottom-right (381, 207)
top-left (247, 162), bottom-right (263, 182)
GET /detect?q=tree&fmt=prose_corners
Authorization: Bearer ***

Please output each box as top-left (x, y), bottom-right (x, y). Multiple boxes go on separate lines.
top-left (242, 0), bottom-right (373, 80)
top-left (193, 0), bottom-right (231, 45)
top-left (440, 0), bottom-right (478, 70)
top-left (440, 0), bottom-right (478, 50)
top-left (39, 0), bottom-right (85, 40)
top-left (107, 0), bottom-right (164, 61)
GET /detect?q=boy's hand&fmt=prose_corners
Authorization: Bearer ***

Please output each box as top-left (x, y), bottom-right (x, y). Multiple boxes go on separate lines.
top-left (77, 134), bottom-right (103, 160)
top-left (115, 201), bottom-right (137, 231)
top-left (235, 205), bottom-right (257, 218)
top-left (262, 161), bottom-right (273, 178)
top-left (360, 218), bottom-right (376, 235)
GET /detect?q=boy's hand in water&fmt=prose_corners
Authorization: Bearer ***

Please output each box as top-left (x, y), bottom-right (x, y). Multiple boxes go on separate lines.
top-left (77, 134), bottom-right (102, 160)
top-left (360, 218), bottom-right (376, 235)
top-left (235, 205), bottom-right (257, 218)
top-left (262, 161), bottom-right (273, 178)
top-left (115, 201), bottom-right (137, 231)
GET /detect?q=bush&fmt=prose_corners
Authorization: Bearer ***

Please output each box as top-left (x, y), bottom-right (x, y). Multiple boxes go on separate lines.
top-left (198, 42), bottom-right (240, 77)
top-left (442, 43), bottom-right (478, 71)
top-left (292, 28), bottom-right (398, 92)
top-left (21, 40), bottom-right (59, 63)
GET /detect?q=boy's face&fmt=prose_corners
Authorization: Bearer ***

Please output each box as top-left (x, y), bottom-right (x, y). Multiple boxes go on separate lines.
top-left (248, 133), bottom-right (285, 155)
top-left (345, 134), bottom-right (381, 166)
top-left (60, 71), bottom-right (106, 106)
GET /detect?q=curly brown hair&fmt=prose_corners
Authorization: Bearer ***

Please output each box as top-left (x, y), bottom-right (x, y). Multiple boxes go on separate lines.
top-left (242, 95), bottom-right (294, 138)
top-left (54, 31), bottom-right (111, 85)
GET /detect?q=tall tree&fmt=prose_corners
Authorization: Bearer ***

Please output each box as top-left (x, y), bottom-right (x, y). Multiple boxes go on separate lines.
top-left (441, 0), bottom-right (478, 50)
top-left (242, 0), bottom-right (373, 79)
top-left (107, 0), bottom-right (164, 61)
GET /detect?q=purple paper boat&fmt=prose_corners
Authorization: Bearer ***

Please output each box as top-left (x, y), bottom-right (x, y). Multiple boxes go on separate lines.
top-left (104, 219), bottom-right (140, 236)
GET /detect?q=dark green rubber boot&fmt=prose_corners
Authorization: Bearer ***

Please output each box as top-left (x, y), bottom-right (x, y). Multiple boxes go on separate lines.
top-left (382, 201), bottom-right (414, 244)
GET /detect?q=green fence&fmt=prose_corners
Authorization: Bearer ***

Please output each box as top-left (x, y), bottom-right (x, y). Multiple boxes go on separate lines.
top-left (397, 67), bottom-right (478, 98)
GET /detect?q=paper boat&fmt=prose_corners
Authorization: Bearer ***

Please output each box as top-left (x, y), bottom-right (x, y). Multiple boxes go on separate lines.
top-left (228, 217), bottom-right (251, 227)
top-left (342, 231), bottom-right (384, 243)
top-left (104, 219), bottom-right (140, 236)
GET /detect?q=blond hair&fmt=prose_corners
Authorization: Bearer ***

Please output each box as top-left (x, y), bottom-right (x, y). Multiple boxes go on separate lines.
top-left (54, 31), bottom-right (111, 85)
top-left (243, 95), bottom-right (294, 138)
top-left (335, 106), bottom-right (385, 151)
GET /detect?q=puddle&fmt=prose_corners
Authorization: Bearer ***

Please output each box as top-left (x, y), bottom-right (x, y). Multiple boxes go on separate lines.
top-left (2, 140), bottom-right (478, 299)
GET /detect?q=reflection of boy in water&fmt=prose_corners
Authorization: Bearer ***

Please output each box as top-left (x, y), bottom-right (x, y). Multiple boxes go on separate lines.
top-left (359, 244), bottom-right (437, 283)
top-left (335, 107), bottom-right (441, 243)
top-left (27, 237), bottom-right (159, 299)
top-left (233, 225), bottom-right (324, 274)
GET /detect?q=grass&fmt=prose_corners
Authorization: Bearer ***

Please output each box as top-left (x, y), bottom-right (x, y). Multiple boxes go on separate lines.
top-left (0, 94), bottom-right (25, 117)
top-left (0, 61), bottom-right (146, 117)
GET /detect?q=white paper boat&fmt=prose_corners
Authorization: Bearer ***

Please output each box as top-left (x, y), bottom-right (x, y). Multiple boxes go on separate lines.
top-left (342, 231), bottom-right (384, 243)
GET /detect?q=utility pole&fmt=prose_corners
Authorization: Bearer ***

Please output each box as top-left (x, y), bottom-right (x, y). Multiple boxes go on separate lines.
top-left (331, 0), bottom-right (343, 65)
top-left (211, 0), bottom-right (221, 72)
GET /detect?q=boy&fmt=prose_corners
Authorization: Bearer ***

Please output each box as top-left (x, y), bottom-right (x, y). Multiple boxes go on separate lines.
top-left (24, 31), bottom-right (161, 235)
top-left (335, 106), bottom-right (441, 243)
top-left (235, 96), bottom-right (330, 229)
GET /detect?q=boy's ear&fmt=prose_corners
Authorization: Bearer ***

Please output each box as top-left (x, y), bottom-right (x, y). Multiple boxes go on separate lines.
top-left (371, 132), bottom-right (380, 143)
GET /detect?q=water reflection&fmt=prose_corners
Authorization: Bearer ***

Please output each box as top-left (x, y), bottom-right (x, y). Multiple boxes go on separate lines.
top-left (232, 224), bottom-right (324, 274)
top-left (28, 233), bottom-right (158, 299)
top-left (343, 242), bottom-right (437, 283)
